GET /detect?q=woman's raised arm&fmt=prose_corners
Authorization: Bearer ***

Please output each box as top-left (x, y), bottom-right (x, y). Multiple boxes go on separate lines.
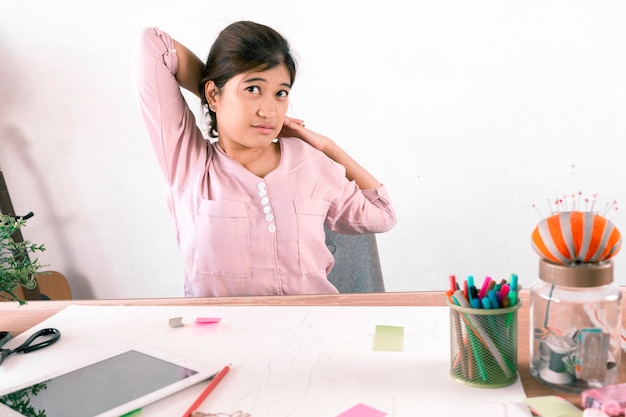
top-left (280, 119), bottom-right (382, 190)
top-left (172, 39), bottom-right (204, 98)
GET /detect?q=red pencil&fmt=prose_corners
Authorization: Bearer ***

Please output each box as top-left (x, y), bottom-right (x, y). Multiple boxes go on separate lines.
top-left (181, 364), bottom-right (231, 417)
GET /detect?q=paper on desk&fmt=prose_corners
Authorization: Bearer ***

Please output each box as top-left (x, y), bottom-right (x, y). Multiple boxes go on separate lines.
top-left (525, 396), bottom-right (583, 417)
top-left (336, 403), bottom-right (387, 417)
top-left (0, 305), bottom-right (528, 417)
top-left (373, 325), bottom-right (404, 351)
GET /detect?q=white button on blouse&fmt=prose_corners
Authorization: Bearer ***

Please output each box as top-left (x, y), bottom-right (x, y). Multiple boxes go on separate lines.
top-left (257, 182), bottom-right (276, 232)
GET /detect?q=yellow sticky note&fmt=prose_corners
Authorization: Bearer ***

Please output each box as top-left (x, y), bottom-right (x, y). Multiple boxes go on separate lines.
top-left (373, 325), bottom-right (404, 351)
top-left (525, 396), bottom-right (582, 417)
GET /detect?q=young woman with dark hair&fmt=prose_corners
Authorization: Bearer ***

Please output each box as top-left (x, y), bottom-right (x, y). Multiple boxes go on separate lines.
top-left (132, 21), bottom-right (396, 297)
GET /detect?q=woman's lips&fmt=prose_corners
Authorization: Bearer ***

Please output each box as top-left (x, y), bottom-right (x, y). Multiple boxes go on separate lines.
top-left (254, 124), bottom-right (275, 135)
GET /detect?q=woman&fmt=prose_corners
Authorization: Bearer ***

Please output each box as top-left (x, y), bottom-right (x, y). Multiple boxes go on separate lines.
top-left (132, 21), bottom-right (396, 297)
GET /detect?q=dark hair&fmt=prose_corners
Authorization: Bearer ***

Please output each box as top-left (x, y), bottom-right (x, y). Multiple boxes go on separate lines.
top-left (199, 21), bottom-right (297, 138)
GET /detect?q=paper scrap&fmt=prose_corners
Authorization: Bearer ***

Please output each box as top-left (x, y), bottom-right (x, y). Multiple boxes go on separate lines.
top-left (195, 317), bottom-right (221, 324)
top-left (336, 403), bottom-right (386, 417)
top-left (168, 317), bottom-right (184, 328)
top-left (373, 325), bottom-right (404, 351)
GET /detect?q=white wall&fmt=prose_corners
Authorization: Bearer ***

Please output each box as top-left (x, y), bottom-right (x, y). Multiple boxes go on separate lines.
top-left (1, 0), bottom-right (626, 299)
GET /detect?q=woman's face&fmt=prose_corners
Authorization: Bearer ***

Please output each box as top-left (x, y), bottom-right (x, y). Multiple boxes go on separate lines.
top-left (212, 64), bottom-right (291, 151)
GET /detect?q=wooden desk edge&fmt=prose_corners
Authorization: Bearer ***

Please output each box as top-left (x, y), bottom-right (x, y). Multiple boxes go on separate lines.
top-left (1, 292), bottom-right (445, 336)
top-left (1, 290), bottom-right (597, 408)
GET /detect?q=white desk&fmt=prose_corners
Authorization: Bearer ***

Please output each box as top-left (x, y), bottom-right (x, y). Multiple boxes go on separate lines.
top-left (1, 304), bottom-right (531, 417)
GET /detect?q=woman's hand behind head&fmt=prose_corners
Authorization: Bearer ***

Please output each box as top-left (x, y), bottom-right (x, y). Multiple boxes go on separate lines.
top-left (279, 118), bottom-right (332, 153)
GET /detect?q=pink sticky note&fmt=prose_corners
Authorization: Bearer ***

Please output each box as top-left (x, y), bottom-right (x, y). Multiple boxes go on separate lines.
top-left (195, 317), bottom-right (221, 324)
top-left (336, 403), bottom-right (387, 417)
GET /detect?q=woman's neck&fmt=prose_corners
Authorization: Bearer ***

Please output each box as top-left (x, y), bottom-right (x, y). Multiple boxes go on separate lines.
top-left (218, 140), bottom-right (281, 178)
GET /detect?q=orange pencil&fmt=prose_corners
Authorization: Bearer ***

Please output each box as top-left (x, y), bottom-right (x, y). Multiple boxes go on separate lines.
top-left (181, 364), bottom-right (231, 417)
top-left (464, 333), bottom-right (474, 380)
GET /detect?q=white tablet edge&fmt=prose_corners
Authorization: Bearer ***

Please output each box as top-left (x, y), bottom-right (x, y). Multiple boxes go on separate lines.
top-left (0, 344), bottom-right (216, 417)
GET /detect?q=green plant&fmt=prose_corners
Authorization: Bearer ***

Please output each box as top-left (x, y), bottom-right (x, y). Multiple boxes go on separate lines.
top-left (0, 214), bottom-right (46, 305)
top-left (0, 382), bottom-right (48, 417)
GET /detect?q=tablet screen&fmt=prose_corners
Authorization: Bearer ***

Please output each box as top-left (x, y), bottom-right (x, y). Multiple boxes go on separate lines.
top-left (0, 349), bottom-right (207, 417)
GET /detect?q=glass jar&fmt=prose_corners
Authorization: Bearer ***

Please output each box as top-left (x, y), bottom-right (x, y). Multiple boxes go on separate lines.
top-left (529, 259), bottom-right (622, 392)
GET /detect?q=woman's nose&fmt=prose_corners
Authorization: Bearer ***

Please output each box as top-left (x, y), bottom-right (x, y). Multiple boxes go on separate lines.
top-left (258, 98), bottom-right (276, 119)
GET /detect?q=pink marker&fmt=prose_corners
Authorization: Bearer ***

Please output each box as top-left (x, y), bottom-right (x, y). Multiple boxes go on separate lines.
top-left (478, 276), bottom-right (492, 300)
top-left (500, 284), bottom-right (510, 298)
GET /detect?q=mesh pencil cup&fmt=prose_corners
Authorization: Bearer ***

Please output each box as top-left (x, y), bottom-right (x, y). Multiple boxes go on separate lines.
top-left (448, 301), bottom-right (521, 388)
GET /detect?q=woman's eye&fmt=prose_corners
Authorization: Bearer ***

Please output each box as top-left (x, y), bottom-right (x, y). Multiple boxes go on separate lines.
top-left (277, 90), bottom-right (289, 98)
top-left (246, 86), bottom-right (260, 94)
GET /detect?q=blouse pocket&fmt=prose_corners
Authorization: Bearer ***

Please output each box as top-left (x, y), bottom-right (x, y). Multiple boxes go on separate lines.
top-left (196, 199), bottom-right (251, 277)
top-left (294, 199), bottom-right (332, 274)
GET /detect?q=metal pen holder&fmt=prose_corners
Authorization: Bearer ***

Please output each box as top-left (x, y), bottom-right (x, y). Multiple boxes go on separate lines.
top-left (449, 301), bottom-right (521, 388)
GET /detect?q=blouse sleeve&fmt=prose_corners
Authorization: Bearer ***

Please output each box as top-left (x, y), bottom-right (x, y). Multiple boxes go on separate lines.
top-left (325, 161), bottom-right (397, 234)
top-left (131, 27), bottom-right (208, 189)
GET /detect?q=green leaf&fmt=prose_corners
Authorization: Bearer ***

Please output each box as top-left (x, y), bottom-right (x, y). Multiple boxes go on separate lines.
top-left (0, 214), bottom-right (47, 304)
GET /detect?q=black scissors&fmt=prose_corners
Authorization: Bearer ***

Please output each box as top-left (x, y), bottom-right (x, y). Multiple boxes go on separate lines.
top-left (0, 328), bottom-right (61, 366)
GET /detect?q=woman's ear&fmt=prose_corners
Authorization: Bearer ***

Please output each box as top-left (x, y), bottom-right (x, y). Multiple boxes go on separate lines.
top-left (205, 81), bottom-right (218, 109)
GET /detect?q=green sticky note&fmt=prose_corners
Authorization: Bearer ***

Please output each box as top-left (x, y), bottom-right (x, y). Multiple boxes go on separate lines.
top-left (525, 396), bottom-right (582, 417)
top-left (373, 325), bottom-right (404, 351)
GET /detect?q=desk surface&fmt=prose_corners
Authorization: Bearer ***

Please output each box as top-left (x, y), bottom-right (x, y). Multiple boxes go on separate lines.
top-left (3, 290), bottom-right (621, 409)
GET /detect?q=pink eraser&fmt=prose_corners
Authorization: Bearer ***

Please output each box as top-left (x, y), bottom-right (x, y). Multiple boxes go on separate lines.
top-left (195, 317), bottom-right (221, 324)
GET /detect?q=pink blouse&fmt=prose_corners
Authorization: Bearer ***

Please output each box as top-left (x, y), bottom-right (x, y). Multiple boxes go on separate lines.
top-left (132, 27), bottom-right (397, 297)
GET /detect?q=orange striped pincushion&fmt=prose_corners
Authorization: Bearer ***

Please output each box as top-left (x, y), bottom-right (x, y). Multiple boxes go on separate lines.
top-left (531, 212), bottom-right (622, 264)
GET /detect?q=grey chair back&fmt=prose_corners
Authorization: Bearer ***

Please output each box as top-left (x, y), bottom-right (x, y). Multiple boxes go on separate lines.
top-left (324, 226), bottom-right (385, 293)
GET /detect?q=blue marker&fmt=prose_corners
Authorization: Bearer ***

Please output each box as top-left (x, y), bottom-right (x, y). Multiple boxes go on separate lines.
top-left (468, 275), bottom-right (475, 286)
top-left (488, 290), bottom-right (500, 308)
top-left (467, 275), bottom-right (476, 299)
top-left (481, 297), bottom-right (492, 309)
top-left (469, 286), bottom-right (479, 301)
top-left (510, 273), bottom-right (518, 292)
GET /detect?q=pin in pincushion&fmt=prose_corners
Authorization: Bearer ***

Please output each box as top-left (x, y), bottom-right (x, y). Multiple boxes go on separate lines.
top-left (531, 211), bottom-right (621, 265)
